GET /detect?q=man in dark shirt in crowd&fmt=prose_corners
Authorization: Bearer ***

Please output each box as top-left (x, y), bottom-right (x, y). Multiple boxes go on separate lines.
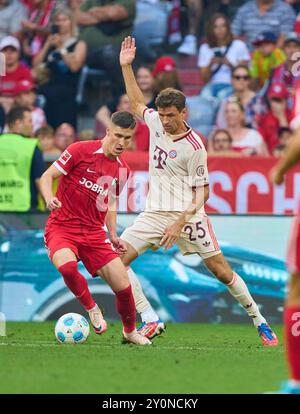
top-left (72, 0), bottom-right (135, 97)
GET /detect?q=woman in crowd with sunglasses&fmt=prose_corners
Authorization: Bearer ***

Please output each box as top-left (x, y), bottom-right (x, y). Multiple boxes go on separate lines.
top-left (215, 65), bottom-right (260, 129)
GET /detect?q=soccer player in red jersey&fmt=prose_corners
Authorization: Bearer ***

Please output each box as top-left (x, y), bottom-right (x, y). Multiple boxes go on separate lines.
top-left (40, 111), bottom-right (151, 345)
top-left (271, 128), bottom-right (300, 393)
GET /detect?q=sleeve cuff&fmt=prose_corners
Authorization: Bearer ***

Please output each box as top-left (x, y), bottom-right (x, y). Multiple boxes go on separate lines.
top-left (54, 161), bottom-right (67, 175)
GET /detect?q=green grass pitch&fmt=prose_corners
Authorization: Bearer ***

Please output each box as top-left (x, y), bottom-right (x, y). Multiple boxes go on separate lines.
top-left (0, 322), bottom-right (287, 394)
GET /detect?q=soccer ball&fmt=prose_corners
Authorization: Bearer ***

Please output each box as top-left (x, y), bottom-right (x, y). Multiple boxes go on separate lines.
top-left (55, 313), bottom-right (90, 344)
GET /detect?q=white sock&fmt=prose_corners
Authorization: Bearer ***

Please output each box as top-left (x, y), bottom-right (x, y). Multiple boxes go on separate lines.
top-left (127, 267), bottom-right (159, 323)
top-left (226, 272), bottom-right (266, 327)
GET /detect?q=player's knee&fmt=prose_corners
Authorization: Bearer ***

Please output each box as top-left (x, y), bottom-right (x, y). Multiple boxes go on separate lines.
top-left (214, 269), bottom-right (232, 284)
top-left (58, 261), bottom-right (78, 278)
top-left (121, 256), bottom-right (132, 267)
top-left (205, 258), bottom-right (232, 284)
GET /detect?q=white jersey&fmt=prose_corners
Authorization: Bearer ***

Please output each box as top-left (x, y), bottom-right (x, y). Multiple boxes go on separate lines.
top-left (143, 108), bottom-right (209, 216)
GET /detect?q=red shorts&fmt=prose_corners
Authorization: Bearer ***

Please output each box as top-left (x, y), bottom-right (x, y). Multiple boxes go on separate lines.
top-left (286, 216), bottom-right (300, 274)
top-left (44, 223), bottom-right (119, 277)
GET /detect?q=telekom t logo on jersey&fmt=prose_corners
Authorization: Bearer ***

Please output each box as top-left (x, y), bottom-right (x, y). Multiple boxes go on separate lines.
top-left (153, 145), bottom-right (168, 169)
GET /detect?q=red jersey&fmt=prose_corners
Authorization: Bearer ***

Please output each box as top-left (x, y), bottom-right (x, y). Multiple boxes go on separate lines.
top-left (0, 63), bottom-right (33, 97)
top-left (48, 141), bottom-right (130, 229)
top-left (257, 109), bottom-right (293, 153)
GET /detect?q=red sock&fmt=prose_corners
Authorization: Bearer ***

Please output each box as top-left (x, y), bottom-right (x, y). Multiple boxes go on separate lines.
top-left (58, 261), bottom-right (95, 311)
top-left (115, 285), bottom-right (136, 333)
top-left (284, 306), bottom-right (300, 381)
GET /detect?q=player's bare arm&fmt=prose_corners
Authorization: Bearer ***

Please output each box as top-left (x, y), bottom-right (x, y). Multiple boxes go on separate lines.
top-left (40, 164), bottom-right (63, 211)
top-left (160, 185), bottom-right (210, 250)
top-left (270, 127), bottom-right (300, 185)
top-left (105, 196), bottom-right (127, 255)
top-left (120, 36), bottom-right (147, 119)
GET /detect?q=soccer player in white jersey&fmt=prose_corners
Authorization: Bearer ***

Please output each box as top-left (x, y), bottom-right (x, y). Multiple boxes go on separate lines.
top-left (119, 36), bottom-right (278, 345)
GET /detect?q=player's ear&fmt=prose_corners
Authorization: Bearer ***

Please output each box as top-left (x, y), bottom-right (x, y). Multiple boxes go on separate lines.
top-left (181, 107), bottom-right (187, 119)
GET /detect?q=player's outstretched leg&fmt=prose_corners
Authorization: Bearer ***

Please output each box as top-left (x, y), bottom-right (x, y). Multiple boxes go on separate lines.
top-left (204, 253), bottom-right (278, 346)
top-left (52, 249), bottom-right (107, 335)
top-left (121, 241), bottom-right (166, 339)
top-left (127, 267), bottom-right (166, 339)
top-left (96, 258), bottom-right (152, 345)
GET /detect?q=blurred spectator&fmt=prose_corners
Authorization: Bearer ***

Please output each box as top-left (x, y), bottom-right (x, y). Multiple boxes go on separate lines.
top-left (0, 106), bottom-right (45, 211)
top-left (270, 32), bottom-right (300, 110)
top-left (208, 128), bottom-right (243, 156)
top-left (136, 65), bottom-right (156, 108)
top-left (54, 122), bottom-right (76, 151)
top-left (272, 126), bottom-right (293, 156)
top-left (177, 0), bottom-right (203, 56)
top-left (14, 79), bottom-right (46, 133)
top-left (295, 10), bottom-right (300, 33)
top-left (0, 0), bottom-right (27, 40)
top-left (231, 0), bottom-right (296, 50)
top-left (79, 128), bottom-right (97, 141)
top-left (152, 56), bottom-right (182, 94)
top-left (0, 36), bottom-right (33, 113)
top-left (33, 7), bottom-right (87, 129)
top-left (96, 94), bottom-right (149, 151)
top-left (73, 0), bottom-right (135, 97)
top-left (35, 124), bottom-right (61, 156)
top-left (19, 0), bottom-right (56, 62)
top-left (285, 0), bottom-right (300, 14)
top-left (250, 31), bottom-right (286, 90)
top-left (216, 65), bottom-right (257, 128)
top-left (0, 104), bottom-right (5, 132)
top-left (224, 97), bottom-right (269, 155)
top-left (257, 82), bottom-right (293, 152)
top-left (198, 13), bottom-right (250, 100)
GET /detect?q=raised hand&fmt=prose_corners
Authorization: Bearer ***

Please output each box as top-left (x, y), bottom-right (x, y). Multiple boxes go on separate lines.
top-left (120, 36), bottom-right (136, 67)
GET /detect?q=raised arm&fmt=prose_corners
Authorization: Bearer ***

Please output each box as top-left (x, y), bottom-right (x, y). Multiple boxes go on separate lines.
top-left (119, 36), bottom-right (147, 119)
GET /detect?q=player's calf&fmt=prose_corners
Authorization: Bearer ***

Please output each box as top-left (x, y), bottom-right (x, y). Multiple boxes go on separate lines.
top-left (58, 261), bottom-right (96, 311)
top-left (115, 285), bottom-right (137, 334)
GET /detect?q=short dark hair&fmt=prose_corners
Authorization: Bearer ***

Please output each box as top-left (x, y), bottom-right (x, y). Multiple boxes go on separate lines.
top-left (155, 88), bottom-right (186, 111)
top-left (111, 111), bottom-right (136, 129)
top-left (6, 106), bottom-right (31, 128)
top-left (35, 125), bottom-right (54, 138)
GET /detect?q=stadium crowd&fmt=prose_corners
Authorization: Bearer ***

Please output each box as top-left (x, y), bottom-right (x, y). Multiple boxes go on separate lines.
top-left (1, 0), bottom-right (300, 210)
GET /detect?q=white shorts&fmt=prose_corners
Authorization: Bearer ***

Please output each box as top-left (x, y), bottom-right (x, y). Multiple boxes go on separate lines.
top-left (121, 211), bottom-right (221, 259)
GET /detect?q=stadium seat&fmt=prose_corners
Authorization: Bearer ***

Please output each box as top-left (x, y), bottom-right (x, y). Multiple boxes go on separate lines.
top-left (186, 95), bottom-right (219, 137)
top-left (76, 65), bottom-right (107, 106)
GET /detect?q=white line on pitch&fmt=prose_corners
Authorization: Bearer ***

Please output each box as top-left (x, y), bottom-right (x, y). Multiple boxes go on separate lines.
top-left (0, 342), bottom-right (283, 352)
